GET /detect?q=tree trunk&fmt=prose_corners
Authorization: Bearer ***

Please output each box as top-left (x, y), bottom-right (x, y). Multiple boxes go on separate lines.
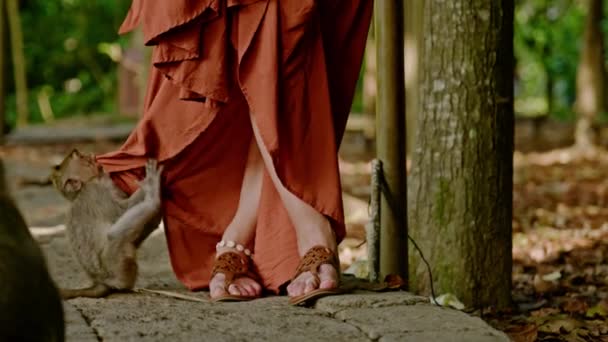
top-left (405, 0), bottom-right (424, 156)
top-left (6, 0), bottom-right (28, 127)
top-left (408, 0), bottom-right (514, 309)
top-left (574, 0), bottom-right (606, 149)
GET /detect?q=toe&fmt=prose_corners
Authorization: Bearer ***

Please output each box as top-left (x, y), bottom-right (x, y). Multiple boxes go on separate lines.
top-left (289, 272), bottom-right (320, 297)
top-left (238, 282), bottom-right (255, 297)
top-left (250, 281), bottom-right (263, 295)
top-left (209, 275), bottom-right (228, 298)
top-left (319, 279), bottom-right (338, 290)
top-left (286, 282), bottom-right (296, 296)
top-left (318, 264), bottom-right (338, 290)
top-left (228, 284), bottom-right (242, 296)
top-left (304, 276), bottom-right (318, 294)
top-left (287, 280), bottom-right (305, 297)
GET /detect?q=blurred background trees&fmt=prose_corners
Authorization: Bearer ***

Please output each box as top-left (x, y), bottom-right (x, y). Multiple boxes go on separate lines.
top-left (514, 0), bottom-right (584, 122)
top-left (0, 0), bottom-right (608, 151)
top-left (0, 0), bottom-right (131, 131)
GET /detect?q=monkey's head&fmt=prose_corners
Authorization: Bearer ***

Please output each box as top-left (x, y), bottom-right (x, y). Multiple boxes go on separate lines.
top-left (50, 149), bottom-right (102, 201)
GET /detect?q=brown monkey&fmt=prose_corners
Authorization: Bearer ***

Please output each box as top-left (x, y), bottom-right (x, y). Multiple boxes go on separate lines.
top-left (0, 158), bottom-right (65, 341)
top-left (50, 149), bottom-right (163, 299)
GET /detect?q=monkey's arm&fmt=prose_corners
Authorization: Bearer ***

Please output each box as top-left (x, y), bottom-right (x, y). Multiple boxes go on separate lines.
top-left (133, 213), bottom-right (162, 248)
top-left (108, 160), bottom-right (163, 244)
top-left (107, 199), bottom-right (160, 243)
top-left (125, 188), bottom-right (145, 207)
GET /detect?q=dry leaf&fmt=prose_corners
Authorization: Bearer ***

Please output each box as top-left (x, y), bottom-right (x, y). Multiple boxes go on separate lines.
top-left (530, 307), bottom-right (561, 317)
top-left (135, 288), bottom-right (208, 303)
top-left (533, 274), bottom-right (558, 294)
top-left (542, 270), bottom-right (562, 282)
top-left (562, 297), bottom-right (589, 315)
top-left (585, 303), bottom-right (608, 319)
top-left (505, 324), bottom-right (537, 342)
top-left (384, 274), bottom-right (407, 289)
top-left (538, 316), bottom-right (582, 334)
top-left (434, 293), bottom-right (465, 310)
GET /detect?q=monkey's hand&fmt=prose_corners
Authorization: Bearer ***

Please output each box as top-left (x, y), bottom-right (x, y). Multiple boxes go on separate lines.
top-left (139, 159), bottom-right (164, 208)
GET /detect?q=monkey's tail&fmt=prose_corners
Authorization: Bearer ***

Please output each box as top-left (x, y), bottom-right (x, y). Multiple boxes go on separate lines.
top-left (60, 283), bottom-right (112, 299)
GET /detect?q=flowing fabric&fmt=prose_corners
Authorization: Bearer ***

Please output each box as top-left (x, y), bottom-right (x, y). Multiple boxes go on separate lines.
top-left (96, 0), bottom-right (373, 292)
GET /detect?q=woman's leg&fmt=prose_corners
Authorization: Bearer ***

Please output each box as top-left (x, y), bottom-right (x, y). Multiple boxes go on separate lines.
top-left (248, 117), bottom-right (339, 298)
top-left (209, 137), bottom-right (264, 299)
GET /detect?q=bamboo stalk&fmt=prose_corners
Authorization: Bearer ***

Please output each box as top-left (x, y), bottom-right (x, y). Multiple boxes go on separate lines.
top-left (368, 159), bottom-right (382, 282)
top-left (0, 0), bottom-right (5, 141)
top-left (6, 0), bottom-right (28, 127)
top-left (375, 0), bottom-right (407, 281)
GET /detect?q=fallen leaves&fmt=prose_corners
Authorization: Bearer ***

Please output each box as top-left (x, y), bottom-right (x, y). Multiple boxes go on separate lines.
top-left (339, 149), bottom-right (608, 341)
top-left (384, 274), bottom-right (407, 290)
top-left (505, 323), bottom-right (538, 342)
top-left (585, 299), bottom-right (608, 319)
top-left (488, 152), bottom-right (608, 341)
top-left (433, 293), bottom-right (466, 310)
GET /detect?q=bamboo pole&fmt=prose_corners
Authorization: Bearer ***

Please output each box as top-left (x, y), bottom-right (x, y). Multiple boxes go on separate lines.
top-left (368, 159), bottom-right (382, 282)
top-left (375, 0), bottom-right (407, 280)
top-left (0, 0), bottom-right (5, 142)
top-left (6, 0), bottom-right (28, 127)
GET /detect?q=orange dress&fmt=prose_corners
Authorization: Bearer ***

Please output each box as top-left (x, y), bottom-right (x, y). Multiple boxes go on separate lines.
top-left (95, 0), bottom-right (373, 293)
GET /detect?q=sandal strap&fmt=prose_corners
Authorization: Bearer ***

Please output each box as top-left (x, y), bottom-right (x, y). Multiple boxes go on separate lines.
top-left (211, 252), bottom-right (259, 286)
top-left (292, 245), bottom-right (339, 281)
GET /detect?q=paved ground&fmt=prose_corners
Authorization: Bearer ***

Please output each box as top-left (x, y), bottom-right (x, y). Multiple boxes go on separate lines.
top-left (2, 124), bottom-right (510, 342)
top-left (35, 226), bottom-right (509, 342)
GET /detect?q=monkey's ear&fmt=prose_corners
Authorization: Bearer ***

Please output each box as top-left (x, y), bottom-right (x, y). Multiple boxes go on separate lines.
top-left (64, 179), bottom-right (82, 193)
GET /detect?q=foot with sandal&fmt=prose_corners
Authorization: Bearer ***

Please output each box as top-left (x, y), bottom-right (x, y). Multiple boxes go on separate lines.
top-left (208, 121), bottom-right (343, 305)
top-left (209, 240), bottom-right (343, 305)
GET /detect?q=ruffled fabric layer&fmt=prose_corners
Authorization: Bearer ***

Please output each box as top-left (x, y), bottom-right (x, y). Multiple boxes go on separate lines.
top-left (96, 0), bottom-right (373, 292)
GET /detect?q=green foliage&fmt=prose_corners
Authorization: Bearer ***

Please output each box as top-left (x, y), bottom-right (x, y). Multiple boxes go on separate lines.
top-left (4, 0), bottom-right (607, 127)
top-left (3, 0), bottom-right (130, 128)
top-left (514, 0), bottom-right (585, 121)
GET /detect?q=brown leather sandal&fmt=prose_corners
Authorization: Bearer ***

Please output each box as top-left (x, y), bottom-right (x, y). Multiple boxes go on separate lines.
top-left (288, 245), bottom-right (344, 306)
top-left (210, 251), bottom-right (262, 302)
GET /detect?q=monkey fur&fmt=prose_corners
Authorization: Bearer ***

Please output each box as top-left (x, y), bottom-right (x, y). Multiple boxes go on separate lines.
top-left (50, 149), bottom-right (163, 299)
top-left (0, 157), bottom-right (65, 342)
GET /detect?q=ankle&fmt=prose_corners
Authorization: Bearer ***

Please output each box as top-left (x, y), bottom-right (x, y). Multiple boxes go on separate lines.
top-left (216, 239), bottom-right (253, 257)
top-left (297, 224), bottom-right (337, 256)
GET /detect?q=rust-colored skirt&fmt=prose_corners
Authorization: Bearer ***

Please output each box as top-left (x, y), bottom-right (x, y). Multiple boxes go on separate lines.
top-left (96, 0), bottom-right (372, 293)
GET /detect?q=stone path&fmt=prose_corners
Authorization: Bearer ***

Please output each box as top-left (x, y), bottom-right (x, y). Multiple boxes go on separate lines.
top-left (37, 226), bottom-right (509, 342)
top-left (2, 125), bottom-right (510, 342)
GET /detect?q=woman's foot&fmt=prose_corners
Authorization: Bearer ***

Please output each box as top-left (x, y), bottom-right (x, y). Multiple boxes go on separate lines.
top-left (247, 117), bottom-right (341, 303)
top-left (209, 136), bottom-right (264, 301)
top-left (287, 260), bottom-right (339, 298)
top-left (209, 247), bottom-right (263, 300)
top-left (286, 244), bottom-right (342, 305)
top-left (286, 220), bottom-right (341, 301)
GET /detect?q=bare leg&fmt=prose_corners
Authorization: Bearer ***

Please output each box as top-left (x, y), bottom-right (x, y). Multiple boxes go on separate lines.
top-left (209, 138), bottom-right (264, 299)
top-left (248, 118), bottom-right (339, 298)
